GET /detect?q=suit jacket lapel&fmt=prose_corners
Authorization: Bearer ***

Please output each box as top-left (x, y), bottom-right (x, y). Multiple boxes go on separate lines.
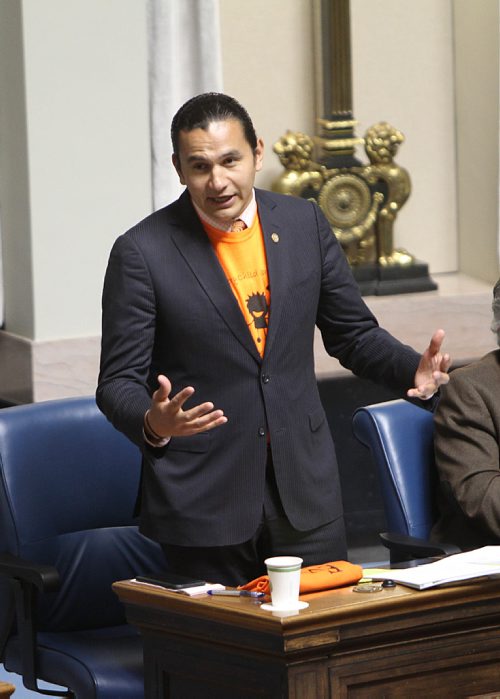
top-left (256, 189), bottom-right (286, 360)
top-left (169, 192), bottom-right (261, 363)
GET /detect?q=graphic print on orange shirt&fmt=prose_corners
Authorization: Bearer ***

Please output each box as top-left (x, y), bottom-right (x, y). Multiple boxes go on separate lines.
top-left (203, 215), bottom-right (270, 356)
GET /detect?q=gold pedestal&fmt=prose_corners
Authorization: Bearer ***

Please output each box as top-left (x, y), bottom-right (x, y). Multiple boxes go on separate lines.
top-left (272, 0), bottom-right (437, 295)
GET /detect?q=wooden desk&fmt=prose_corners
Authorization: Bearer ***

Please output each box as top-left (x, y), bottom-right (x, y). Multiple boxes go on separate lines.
top-left (113, 578), bottom-right (500, 698)
top-left (0, 682), bottom-right (15, 698)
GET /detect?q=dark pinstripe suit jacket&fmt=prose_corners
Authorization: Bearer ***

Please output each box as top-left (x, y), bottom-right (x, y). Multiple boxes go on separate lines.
top-left (96, 188), bottom-right (420, 546)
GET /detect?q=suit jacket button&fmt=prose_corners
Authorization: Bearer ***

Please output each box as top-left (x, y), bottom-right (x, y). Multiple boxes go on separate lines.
top-left (258, 427), bottom-right (266, 437)
top-left (262, 374), bottom-right (270, 384)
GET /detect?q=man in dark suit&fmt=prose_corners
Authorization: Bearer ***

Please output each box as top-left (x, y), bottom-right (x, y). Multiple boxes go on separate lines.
top-left (97, 93), bottom-right (450, 585)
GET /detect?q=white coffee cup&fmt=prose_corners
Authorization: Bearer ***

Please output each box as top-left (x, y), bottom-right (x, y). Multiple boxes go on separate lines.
top-left (264, 556), bottom-right (303, 610)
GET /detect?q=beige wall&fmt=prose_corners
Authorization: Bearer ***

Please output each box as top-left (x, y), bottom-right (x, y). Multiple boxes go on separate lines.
top-left (219, 0), bottom-right (316, 192)
top-left (351, 0), bottom-right (458, 274)
top-left (453, 0), bottom-right (500, 284)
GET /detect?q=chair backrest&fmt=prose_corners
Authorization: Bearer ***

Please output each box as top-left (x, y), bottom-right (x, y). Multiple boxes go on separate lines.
top-left (0, 396), bottom-right (164, 637)
top-left (352, 399), bottom-right (436, 540)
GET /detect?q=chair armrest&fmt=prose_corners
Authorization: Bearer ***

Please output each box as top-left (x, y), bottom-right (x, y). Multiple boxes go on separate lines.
top-left (0, 552), bottom-right (60, 592)
top-left (380, 532), bottom-right (461, 563)
top-left (0, 553), bottom-right (67, 696)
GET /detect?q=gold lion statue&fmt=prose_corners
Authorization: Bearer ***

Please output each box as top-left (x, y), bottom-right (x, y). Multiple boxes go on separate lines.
top-left (364, 122), bottom-right (413, 266)
top-left (272, 131), bottom-right (323, 197)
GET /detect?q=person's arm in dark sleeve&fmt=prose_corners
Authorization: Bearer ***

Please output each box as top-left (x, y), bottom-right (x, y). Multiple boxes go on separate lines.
top-left (434, 372), bottom-right (500, 538)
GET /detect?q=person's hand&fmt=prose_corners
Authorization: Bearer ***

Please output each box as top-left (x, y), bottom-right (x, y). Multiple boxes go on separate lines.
top-left (146, 374), bottom-right (227, 439)
top-left (407, 329), bottom-right (451, 400)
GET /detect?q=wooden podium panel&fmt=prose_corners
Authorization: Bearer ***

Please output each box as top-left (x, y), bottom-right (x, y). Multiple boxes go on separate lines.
top-left (113, 578), bottom-right (500, 698)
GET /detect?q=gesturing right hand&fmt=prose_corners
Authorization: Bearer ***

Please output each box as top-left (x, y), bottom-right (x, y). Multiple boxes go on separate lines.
top-left (145, 374), bottom-right (227, 439)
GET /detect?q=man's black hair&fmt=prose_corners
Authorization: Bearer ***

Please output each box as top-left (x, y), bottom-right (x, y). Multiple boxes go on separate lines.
top-left (171, 92), bottom-right (258, 155)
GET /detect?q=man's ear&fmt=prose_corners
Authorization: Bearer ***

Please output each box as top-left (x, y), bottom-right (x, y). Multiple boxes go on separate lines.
top-left (254, 137), bottom-right (264, 173)
top-left (172, 154), bottom-right (186, 185)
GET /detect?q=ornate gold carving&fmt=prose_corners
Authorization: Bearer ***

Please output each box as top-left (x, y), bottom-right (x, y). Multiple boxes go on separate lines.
top-left (318, 174), bottom-right (370, 229)
top-left (316, 137), bottom-right (364, 151)
top-left (364, 122), bottom-right (413, 266)
top-left (317, 118), bottom-right (357, 130)
top-left (272, 131), bottom-right (323, 198)
top-left (272, 121), bottom-right (414, 268)
top-left (299, 1), bottom-right (435, 295)
top-left (319, 173), bottom-right (383, 264)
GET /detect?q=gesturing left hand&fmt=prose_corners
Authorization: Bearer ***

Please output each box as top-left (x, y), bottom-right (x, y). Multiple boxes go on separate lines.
top-left (407, 328), bottom-right (451, 400)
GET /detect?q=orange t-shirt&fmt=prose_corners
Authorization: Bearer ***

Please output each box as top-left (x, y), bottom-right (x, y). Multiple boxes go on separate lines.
top-left (203, 215), bottom-right (270, 356)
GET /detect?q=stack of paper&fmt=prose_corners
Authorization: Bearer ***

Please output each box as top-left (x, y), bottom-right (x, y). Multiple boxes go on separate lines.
top-left (363, 546), bottom-right (500, 590)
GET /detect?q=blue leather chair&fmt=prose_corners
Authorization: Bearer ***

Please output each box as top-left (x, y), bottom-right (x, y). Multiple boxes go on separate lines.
top-left (0, 397), bottom-right (165, 698)
top-left (352, 399), bottom-right (459, 563)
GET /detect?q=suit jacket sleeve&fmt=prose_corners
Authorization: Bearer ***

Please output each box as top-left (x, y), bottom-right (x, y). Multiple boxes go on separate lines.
top-left (97, 232), bottom-right (158, 448)
top-left (434, 354), bottom-right (500, 538)
top-left (313, 201), bottom-right (420, 392)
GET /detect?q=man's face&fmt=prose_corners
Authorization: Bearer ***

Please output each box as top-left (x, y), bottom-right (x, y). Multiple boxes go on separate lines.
top-left (173, 119), bottom-right (264, 224)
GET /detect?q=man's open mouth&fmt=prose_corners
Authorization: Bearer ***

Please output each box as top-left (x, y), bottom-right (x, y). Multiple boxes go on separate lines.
top-left (210, 195), bottom-right (234, 204)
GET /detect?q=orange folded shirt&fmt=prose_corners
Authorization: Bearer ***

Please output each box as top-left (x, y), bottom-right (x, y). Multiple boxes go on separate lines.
top-left (239, 560), bottom-right (363, 595)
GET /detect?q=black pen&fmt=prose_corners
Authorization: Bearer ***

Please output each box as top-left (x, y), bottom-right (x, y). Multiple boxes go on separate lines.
top-left (207, 589), bottom-right (265, 598)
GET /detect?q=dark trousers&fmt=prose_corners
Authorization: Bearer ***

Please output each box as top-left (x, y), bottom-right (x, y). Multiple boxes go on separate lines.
top-left (161, 451), bottom-right (347, 587)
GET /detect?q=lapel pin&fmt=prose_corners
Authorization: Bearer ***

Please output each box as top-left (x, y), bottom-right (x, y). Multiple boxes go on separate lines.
top-left (271, 232), bottom-right (280, 243)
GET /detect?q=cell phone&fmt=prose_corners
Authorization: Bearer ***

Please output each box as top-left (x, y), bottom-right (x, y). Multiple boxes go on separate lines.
top-left (136, 572), bottom-right (205, 589)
